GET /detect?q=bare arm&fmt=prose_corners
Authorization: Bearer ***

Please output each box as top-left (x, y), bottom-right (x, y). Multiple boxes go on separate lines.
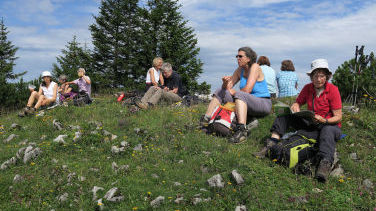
top-left (149, 69), bottom-right (158, 86)
top-left (241, 63), bottom-right (260, 93)
top-left (314, 109), bottom-right (342, 124)
top-left (223, 68), bottom-right (241, 95)
top-left (82, 75), bottom-right (91, 85)
top-left (159, 72), bottom-right (164, 86)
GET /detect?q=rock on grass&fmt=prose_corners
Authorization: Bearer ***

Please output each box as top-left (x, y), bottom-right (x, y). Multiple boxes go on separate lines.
top-left (151, 196), bottom-right (164, 208)
top-left (207, 174), bottom-right (224, 188)
top-left (104, 187), bottom-right (124, 202)
top-left (231, 170), bottom-right (244, 185)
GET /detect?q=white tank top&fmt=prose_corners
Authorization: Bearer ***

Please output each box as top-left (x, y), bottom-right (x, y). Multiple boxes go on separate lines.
top-left (41, 81), bottom-right (57, 101)
top-left (145, 67), bottom-right (160, 83)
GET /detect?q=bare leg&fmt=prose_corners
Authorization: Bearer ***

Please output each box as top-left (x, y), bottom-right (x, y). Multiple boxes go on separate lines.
top-left (205, 97), bottom-right (221, 116)
top-left (27, 91), bottom-right (40, 107)
top-left (34, 95), bottom-right (45, 109)
top-left (235, 99), bottom-right (247, 124)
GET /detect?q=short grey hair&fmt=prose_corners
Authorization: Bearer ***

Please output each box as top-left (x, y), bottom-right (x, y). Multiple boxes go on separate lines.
top-left (78, 68), bottom-right (85, 74)
top-left (161, 63), bottom-right (172, 72)
top-left (59, 74), bottom-right (68, 81)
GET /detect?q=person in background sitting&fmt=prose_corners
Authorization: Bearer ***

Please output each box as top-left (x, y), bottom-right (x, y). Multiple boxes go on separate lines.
top-left (145, 57), bottom-right (164, 91)
top-left (58, 74), bottom-right (77, 102)
top-left (276, 60), bottom-right (299, 97)
top-left (18, 71), bottom-right (58, 117)
top-left (136, 62), bottom-right (186, 109)
top-left (257, 56), bottom-right (277, 99)
top-left (66, 68), bottom-right (91, 98)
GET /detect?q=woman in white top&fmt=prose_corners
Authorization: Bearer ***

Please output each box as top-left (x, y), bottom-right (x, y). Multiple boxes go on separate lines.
top-left (19, 71), bottom-right (58, 117)
top-left (145, 57), bottom-right (164, 91)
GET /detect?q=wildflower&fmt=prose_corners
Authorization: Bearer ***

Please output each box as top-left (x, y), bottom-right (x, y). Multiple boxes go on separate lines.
top-left (364, 94), bottom-right (368, 97)
top-left (233, 189), bottom-right (237, 192)
top-left (132, 207), bottom-right (138, 210)
top-left (338, 178), bottom-right (345, 183)
top-left (147, 192), bottom-right (151, 195)
top-left (272, 159), bottom-right (278, 162)
top-left (227, 181), bottom-right (232, 185)
top-left (162, 180), bottom-right (166, 184)
top-left (168, 196), bottom-right (173, 199)
top-left (30, 162), bottom-right (36, 166)
top-left (98, 202), bottom-right (103, 206)
top-left (162, 168), bottom-right (166, 171)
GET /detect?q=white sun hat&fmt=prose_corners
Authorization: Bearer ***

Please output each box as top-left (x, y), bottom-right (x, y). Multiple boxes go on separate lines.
top-left (307, 59), bottom-right (332, 76)
top-left (41, 71), bottom-right (52, 77)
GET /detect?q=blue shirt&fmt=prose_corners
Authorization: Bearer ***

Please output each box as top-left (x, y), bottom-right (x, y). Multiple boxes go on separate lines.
top-left (276, 71), bottom-right (298, 97)
top-left (260, 65), bottom-right (277, 94)
top-left (239, 69), bottom-right (270, 98)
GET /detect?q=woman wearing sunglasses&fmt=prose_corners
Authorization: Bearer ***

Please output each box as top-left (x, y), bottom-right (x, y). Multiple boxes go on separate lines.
top-left (200, 46), bottom-right (272, 143)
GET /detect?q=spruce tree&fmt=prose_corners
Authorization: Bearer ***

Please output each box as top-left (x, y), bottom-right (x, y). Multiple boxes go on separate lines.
top-left (52, 36), bottom-right (92, 82)
top-left (90, 0), bottom-right (142, 89)
top-left (0, 18), bottom-right (25, 108)
top-left (142, 0), bottom-right (209, 93)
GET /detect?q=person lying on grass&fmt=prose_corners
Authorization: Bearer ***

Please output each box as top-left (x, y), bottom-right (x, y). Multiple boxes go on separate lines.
top-left (19, 71), bottom-right (58, 117)
top-left (136, 62), bottom-right (187, 109)
top-left (200, 46), bottom-right (272, 144)
top-left (255, 58), bottom-right (342, 183)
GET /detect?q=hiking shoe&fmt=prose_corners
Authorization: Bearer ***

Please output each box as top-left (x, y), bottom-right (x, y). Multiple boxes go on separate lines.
top-left (253, 137), bottom-right (278, 158)
top-left (316, 158), bottom-right (332, 183)
top-left (135, 101), bottom-right (148, 109)
top-left (199, 115), bottom-right (210, 128)
top-left (25, 107), bottom-right (36, 115)
top-left (228, 124), bottom-right (247, 144)
top-left (18, 107), bottom-right (29, 117)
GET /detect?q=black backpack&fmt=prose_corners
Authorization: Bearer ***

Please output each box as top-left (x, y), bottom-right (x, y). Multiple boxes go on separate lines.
top-left (73, 91), bottom-right (92, 106)
top-left (268, 134), bottom-right (318, 168)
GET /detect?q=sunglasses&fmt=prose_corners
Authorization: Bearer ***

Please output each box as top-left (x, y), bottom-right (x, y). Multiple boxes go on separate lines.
top-left (236, 55), bottom-right (244, 59)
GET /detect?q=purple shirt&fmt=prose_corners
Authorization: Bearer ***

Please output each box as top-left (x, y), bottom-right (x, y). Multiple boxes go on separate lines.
top-left (74, 76), bottom-right (91, 97)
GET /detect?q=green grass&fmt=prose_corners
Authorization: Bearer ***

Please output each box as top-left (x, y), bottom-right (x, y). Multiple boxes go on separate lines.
top-left (0, 96), bottom-right (375, 210)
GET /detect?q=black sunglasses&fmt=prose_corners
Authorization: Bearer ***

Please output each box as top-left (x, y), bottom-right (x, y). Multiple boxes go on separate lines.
top-left (236, 55), bottom-right (244, 58)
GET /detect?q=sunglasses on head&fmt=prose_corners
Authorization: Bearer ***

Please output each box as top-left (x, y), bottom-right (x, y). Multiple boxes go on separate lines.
top-left (236, 55), bottom-right (244, 58)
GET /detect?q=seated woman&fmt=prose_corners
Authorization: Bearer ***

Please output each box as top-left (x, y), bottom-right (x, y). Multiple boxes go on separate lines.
top-left (18, 71), bottom-right (58, 117)
top-left (58, 74), bottom-right (76, 102)
top-left (276, 60), bottom-right (299, 97)
top-left (256, 59), bottom-right (342, 183)
top-left (200, 47), bottom-right (272, 143)
top-left (145, 57), bottom-right (164, 91)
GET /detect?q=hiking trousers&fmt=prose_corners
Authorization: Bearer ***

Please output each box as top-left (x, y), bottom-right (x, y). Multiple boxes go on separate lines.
top-left (213, 88), bottom-right (272, 117)
top-left (270, 115), bottom-right (342, 164)
top-left (141, 87), bottom-right (182, 105)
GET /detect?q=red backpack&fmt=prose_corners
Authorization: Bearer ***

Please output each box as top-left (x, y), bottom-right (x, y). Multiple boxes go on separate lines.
top-left (208, 102), bottom-right (237, 137)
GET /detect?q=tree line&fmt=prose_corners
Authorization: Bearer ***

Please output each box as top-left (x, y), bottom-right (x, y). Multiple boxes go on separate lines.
top-left (0, 0), bottom-right (211, 111)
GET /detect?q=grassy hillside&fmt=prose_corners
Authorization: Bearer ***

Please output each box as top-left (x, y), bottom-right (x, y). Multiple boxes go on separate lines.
top-left (0, 96), bottom-right (375, 210)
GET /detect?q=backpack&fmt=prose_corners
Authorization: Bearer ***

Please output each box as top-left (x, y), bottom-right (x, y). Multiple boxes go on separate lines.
top-left (73, 91), bottom-right (92, 106)
top-left (208, 102), bottom-right (237, 137)
top-left (268, 134), bottom-right (317, 168)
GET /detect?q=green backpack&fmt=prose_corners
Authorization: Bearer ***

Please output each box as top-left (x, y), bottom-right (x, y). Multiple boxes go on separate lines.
top-left (269, 134), bottom-right (318, 168)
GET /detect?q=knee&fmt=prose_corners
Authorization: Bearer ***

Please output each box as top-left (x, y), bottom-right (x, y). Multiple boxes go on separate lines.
top-left (30, 91), bottom-right (38, 96)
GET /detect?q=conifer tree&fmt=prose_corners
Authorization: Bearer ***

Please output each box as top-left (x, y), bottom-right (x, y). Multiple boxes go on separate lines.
top-left (52, 36), bottom-right (92, 82)
top-left (90, 0), bottom-right (142, 89)
top-left (0, 18), bottom-right (25, 107)
top-left (142, 0), bottom-right (209, 93)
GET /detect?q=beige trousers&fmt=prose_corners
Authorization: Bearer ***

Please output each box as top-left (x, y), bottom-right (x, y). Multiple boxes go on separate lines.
top-left (141, 87), bottom-right (182, 105)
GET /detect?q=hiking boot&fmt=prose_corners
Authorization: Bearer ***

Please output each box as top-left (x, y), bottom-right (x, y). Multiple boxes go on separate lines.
top-left (199, 115), bottom-right (210, 128)
top-left (228, 124), bottom-right (247, 144)
top-left (18, 107), bottom-right (29, 117)
top-left (135, 101), bottom-right (148, 109)
top-left (315, 158), bottom-right (332, 183)
top-left (253, 137), bottom-right (278, 158)
top-left (25, 107), bottom-right (36, 115)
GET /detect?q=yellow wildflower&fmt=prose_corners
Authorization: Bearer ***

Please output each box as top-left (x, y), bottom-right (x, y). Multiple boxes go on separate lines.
top-left (132, 207), bottom-right (138, 210)
top-left (147, 192), bottom-right (151, 195)
top-left (30, 162), bottom-right (36, 166)
top-left (272, 159), bottom-right (278, 162)
top-left (227, 181), bottom-right (232, 185)
top-left (338, 178), bottom-right (345, 183)
top-left (98, 202), bottom-right (103, 206)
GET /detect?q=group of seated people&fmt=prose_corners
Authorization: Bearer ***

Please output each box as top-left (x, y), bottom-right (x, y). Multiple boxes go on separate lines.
top-left (257, 56), bottom-right (299, 98)
top-left (199, 46), bottom-right (342, 183)
top-left (17, 49), bottom-right (343, 183)
top-left (18, 68), bottom-right (91, 117)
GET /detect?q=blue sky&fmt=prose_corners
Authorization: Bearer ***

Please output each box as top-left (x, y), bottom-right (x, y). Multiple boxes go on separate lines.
top-left (1, 0), bottom-right (376, 91)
